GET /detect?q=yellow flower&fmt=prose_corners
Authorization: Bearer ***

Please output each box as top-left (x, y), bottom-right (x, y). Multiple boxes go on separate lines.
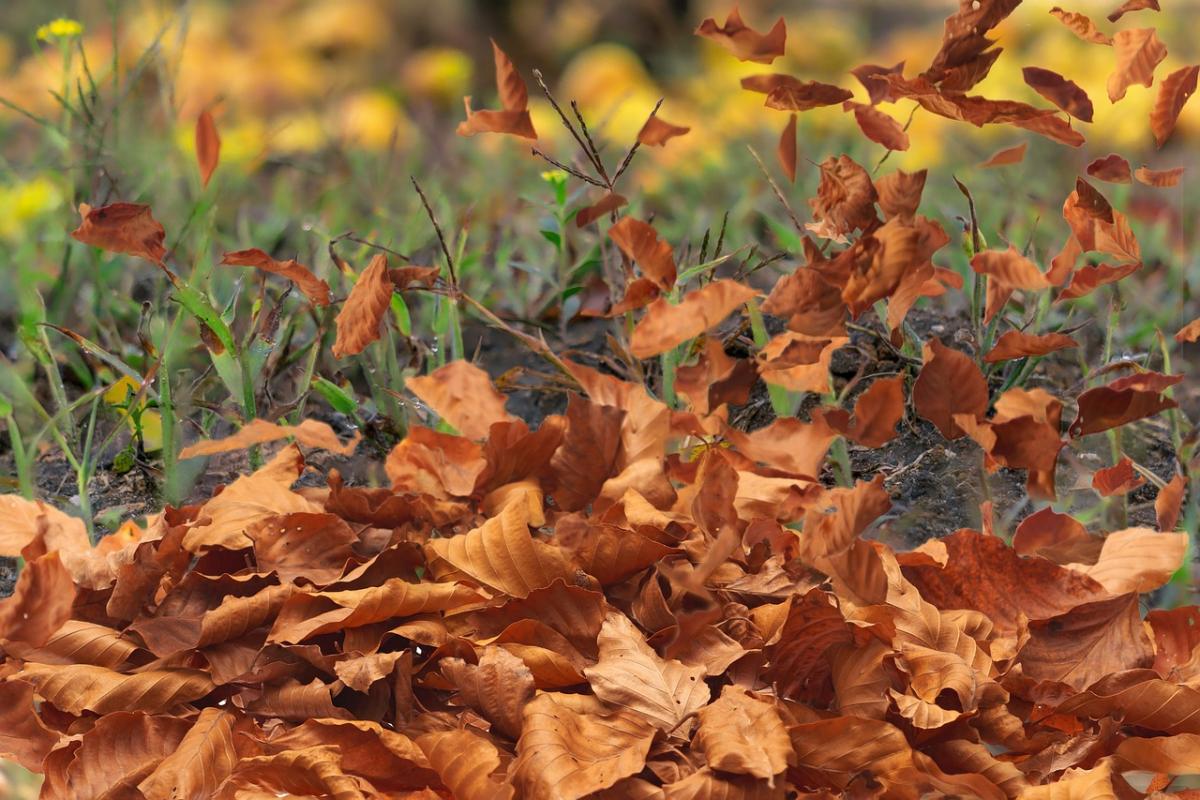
top-left (0, 176), bottom-right (63, 240)
top-left (402, 48), bottom-right (473, 105)
top-left (104, 376), bottom-right (162, 453)
top-left (36, 17), bottom-right (83, 42)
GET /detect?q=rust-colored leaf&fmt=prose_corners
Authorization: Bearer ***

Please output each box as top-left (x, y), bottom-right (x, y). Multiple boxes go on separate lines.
top-left (983, 330), bottom-right (1078, 363)
top-left (778, 113), bottom-right (797, 183)
top-left (220, 248), bottom-right (331, 305)
top-left (1092, 457), bottom-right (1146, 496)
top-left (695, 9), bottom-right (786, 64)
top-left (1050, 7), bottom-right (1114, 45)
top-left (71, 202), bottom-right (167, 266)
top-left (1108, 0), bottom-right (1160, 22)
top-left (1156, 473), bottom-right (1187, 532)
top-left (1107, 28), bottom-right (1168, 103)
top-left (608, 217), bottom-right (677, 290)
top-left (1134, 165), bottom-right (1185, 187)
top-left (1069, 370), bottom-right (1181, 437)
top-left (1151, 65), bottom-right (1199, 147)
top-left (913, 338), bottom-right (989, 439)
top-left (409, 360), bottom-right (514, 440)
top-left (457, 40), bottom-right (536, 139)
top-left (1086, 153), bottom-right (1133, 183)
top-left (979, 142), bottom-right (1027, 168)
top-left (847, 102), bottom-right (910, 150)
top-left (575, 192), bottom-right (627, 228)
top-left (179, 418), bottom-right (359, 459)
top-left (630, 279), bottom-right (757, 359)
top-left (332, 253), bottom-right (394, 358)
top-left (637, 114), bottom-right (690, 146)
top-left (1023, 67), bottom-right (1094, 121)
top-left (195, 108), bottom-right (221, 187)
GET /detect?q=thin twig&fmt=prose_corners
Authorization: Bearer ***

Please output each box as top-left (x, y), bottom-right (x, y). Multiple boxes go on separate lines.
top-left (613, 98), bottom-right (664, 183)
top-left (746, 144), bottom-right (806, 236)
top-left (331, 232), bottom-right (410, 261)
top-left (532, 69), bottom-right (607, 183)
top-left (570, 100), bottom-right (611, 184)
top-left (460, 292), bottom-right (580, 388)
top-left (530, 148), bottom-right (606, 188)
top-left (411, 176), bottom-right (458, 290)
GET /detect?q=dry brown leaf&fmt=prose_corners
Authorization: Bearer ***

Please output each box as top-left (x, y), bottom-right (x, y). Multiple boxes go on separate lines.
top-left (71, 202), bottom-right (167, 266)
top-left (512, 692), bottom-right (656, 800)
top-left (1051, 7), bottom-right (1114, 45)
top-left (1134, 165), bottom-right (1185, 187)
top-left (1151, 65), bottom-right (1199, 147)
top-left (1087, 153), bottom-right (1133, 183)
top-left (983, 330), bottom-right (1078, 363)
top-left (584, 611), bottom-right (711, 732)
top-left (694, 686), bottom-right (792, 783)
top-left (195, 108), bottom-right (221, 187)
top-left (1023, 67), bottom-right (1094, 121)
top-left (778, 113), bottom-right (797, 183)
top-left (220, 248), bottom-right (331, 306)
top-left (180, 418), bottom-right (359, 459)
top-left (913, 338), bottom-right (989, 439)
top-left (638, 114), bottom-right (690, 146)
top-left (1108, 0), bottom-right (1160, 22)
top-left (695, 9), bottom-right (786, 64)
top-left (332, 253), bottom-right (394, 358)
top-left (457, 40), bottom-right (536, 139)
top-left (980, 142), bottom-right (1028, 168)
top-left (609, 217), bottom-right (677, 290)
top-left (630, 279), bottom-right (757, 359)
top-left (408, 360), bottom-right (514, 440)
top-left (1107, 28), bottom-right (1168, 102)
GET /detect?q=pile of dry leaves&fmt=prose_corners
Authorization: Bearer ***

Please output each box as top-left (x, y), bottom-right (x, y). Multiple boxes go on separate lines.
top-left (0, 354), bottom-right (1196, 798)
top-left (4, 0), bottom-right (1200, 797)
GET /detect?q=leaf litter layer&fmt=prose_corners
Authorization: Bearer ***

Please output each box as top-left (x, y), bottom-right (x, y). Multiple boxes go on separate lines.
top-left (3, 0), bottom-right (1200, 796)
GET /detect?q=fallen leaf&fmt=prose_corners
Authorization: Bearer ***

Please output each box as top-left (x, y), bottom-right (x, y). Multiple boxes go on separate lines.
top-left (1069, 371), bottom-right (1181, 437)
top-left (913, 338), bottom-right (989, 439)
top-left (408, 360), bottom-right (514, 440)
top-left (979, 142), bottom-right (1028, 168)
top-left (1156, 473), bottom-right (1187, 531)
top-left (630, 279), bottom-right (757, 359)
top-left (1086, 153), bottom-right (1133, 183)
top-left (1107, 28), bottom-right (1167, 102)
top-left (778, 113), bottom-right (797, 182)
top-left (1050, 7), bottom-right (1114, 45)
top-left (695, 9), bottom-right (786, 64)
top-left (195, 108), bottom-right (221, 187)
top-left (71, 202), bottom-right (167, 266)
top-left (1023, 67), bottom-right (1095, 121)
top-left (637, 114), bottom-right (690, 146)
top-left (608, 217), bottom-right (677, 290)
top-left (457, 40), bottom-right (536, 139)
top-left (1151, 65), bottom-right (1199, 147)
top-left (332, 253), bottom-right (394, 358)
top-left (179, 418), bottom-right (360, 459)
top-left (1108, 0), bottom-right (1160, 23)
top-left (1092, 458), bottom-right (1146, 496)
top-left (220, 248), bottom-right (331, 305)
top-left (983, 330), bottom-right (1078, 363)
top-left (1134, 165), bottom-right (1184, 187)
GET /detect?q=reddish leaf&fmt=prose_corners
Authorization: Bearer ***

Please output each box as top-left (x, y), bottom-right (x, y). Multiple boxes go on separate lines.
top-left (1092, 457), bottom-right (1146, 496)
top-left (1107, 28), bottom-right (1167, 103)
top-left (575, 192), bottom-right (627, 228)
top-left (695, 9), bottom-right (786, 64)
top-left (979, 142), bottom-right (1027, 168)
top-left (1151, 65), bottom-right (1199, 147)
top-left (1156, 473), bottom-right (1187, 532)
top-left (630, 279), bottom-right (757, 359)
top-left (778, 113), bottom-right (797, 183)
top-left (1134, 165), bottom-right (1184, 187)
top-left (637, 114), bottom-right (690, 146)
top-left (1022, 66), bottom-right (1094, 122)
top-left (826, 374), bottom-right (906, 448)
top-left (457, 40), bottom-right (536, 139)
top-left (1050, 7), bottom-right (1114, 45)
top-left (332, 253), bottom-right (393, 358)
top-left (408, 360), bottom-right (514, 440)
top-left (1086, 153), bottom-right (1133, 183)
top-left (195, 108), bottom-right (220, 187)
top-left (912, 338), bottom-right (989, 439)
top-left (1069, 371), bottom-right (1181, 437)
top-left (1108, 0), bottom-right (1160, 22)
top-left (71, 202), bottom-right (167, 266)
top-left (220, 248), bottom-right (331, 306)
top-left (846, 102), bottom-right (910, 150)
top-left (608, 217), bottom-right (677, 290)
top-left (983, 330), bottom-right (1078, 363)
